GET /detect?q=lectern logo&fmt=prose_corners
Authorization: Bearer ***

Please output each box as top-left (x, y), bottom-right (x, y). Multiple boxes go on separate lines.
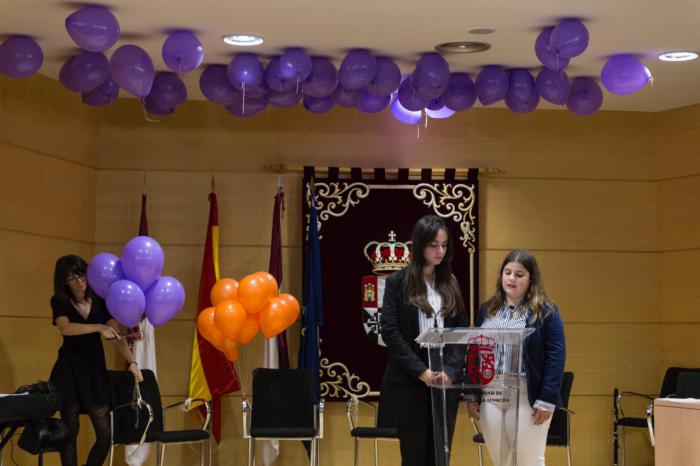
top-left (466, 335), bottom-right (496, 385)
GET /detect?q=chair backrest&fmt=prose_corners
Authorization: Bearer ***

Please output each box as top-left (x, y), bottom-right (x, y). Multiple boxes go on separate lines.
top-left (251, 368), bottom-right (314, 430)
top-left (676, 371), bottom-right (700, 398)
top-left (107, 369), bottom-right (163, 444)
top-left (547, 371), bottom-right (574, 444)
top-left (375, 374), bottom-right (398, 429)
top-left (659, 367), bottom-right (700, 397)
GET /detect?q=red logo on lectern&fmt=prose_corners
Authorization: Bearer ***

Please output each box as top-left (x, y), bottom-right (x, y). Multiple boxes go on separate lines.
top-left (467, 335), bottom-right (496, 385)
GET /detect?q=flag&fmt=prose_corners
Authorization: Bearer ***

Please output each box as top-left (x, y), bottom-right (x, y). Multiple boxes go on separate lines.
top-left (125, 192), bottom-right (157, 466)
top-left (188, 192), bottom-right (240, 443)
top-left (299, 191), bottom-right (323, 404)
top-left (260, 182), bottom-right (288, 466)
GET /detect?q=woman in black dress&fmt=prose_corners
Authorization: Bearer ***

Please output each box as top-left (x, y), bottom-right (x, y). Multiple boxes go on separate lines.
top-left (50, 255), bottom-right (143, 466)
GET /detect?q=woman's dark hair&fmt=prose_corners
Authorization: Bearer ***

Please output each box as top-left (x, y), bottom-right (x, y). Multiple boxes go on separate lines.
top-left (404, 215), bottom-right (464, 318)
top-left (487, 249), bottom-right (553, 322)
top-left (53, 255), bottom-right (94, 305)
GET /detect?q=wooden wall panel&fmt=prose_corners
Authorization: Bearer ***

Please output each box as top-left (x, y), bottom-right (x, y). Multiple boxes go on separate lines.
top-left (660, 324), bottom-right (700, 370)
top-left (658, 176), bottom-right (700, 251)
top-left (481, 178), bottom-right (657, 251)
top-left (658, 250), bottom-right (700, 322)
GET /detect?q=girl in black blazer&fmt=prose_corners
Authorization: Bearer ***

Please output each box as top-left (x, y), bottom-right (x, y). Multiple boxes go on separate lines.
top-left (381, 215), bottom-right (468, 466)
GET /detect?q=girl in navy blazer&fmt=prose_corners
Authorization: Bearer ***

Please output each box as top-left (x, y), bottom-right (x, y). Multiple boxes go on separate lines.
top-left (468, 249), bottom-right (566, 466)
top-left (381, 215), bottom-right (468, 466)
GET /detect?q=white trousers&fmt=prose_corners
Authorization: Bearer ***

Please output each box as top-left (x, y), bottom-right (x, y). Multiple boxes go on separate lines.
top-left (479, 379), bottom-right (552, 466)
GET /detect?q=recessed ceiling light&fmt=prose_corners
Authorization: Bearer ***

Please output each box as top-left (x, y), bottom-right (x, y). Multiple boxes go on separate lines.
top-left (435, 41), bottom-right (491, 54)
top-left (222, 34), bottom-right (264, 47)
top-left (658, 51), bottom-right (697, 62)
top-left (469, 28), bottom-right (495, 35)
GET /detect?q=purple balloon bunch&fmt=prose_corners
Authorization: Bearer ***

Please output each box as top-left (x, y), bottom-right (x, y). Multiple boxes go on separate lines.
top-left (87, 236), bottom-right (185, 328)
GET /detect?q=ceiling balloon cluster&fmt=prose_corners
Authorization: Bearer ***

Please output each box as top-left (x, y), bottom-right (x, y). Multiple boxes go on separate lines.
top-left (0, 7), bottom-right (655, 121)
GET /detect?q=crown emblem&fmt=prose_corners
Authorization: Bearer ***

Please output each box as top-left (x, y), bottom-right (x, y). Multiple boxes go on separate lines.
top-left (363, 231), bottom-right (412, 275)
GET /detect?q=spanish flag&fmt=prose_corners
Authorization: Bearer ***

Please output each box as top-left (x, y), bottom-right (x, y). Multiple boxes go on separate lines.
top-left (189, 192), bottom-right (240, 442)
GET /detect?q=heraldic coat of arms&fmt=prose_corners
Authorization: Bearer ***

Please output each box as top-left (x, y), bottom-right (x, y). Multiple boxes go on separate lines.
top-left (361, 231), bottom-right (412, 346)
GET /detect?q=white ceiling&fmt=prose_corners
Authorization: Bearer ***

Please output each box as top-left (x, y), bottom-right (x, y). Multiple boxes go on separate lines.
top-left (3, 0), bottom-right (700, 111)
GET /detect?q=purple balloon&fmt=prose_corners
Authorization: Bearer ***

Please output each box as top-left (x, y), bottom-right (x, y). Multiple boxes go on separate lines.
top-left (199, 64), bottom-right (237, 104)
top-left (109, 44), bottom-right (154, 97)
top-left (601, 55), bottom-right (652, 95)
top-left (120, 236), bottom-right (165, 290)
top-left (391, 97), bottom-right (422, 124)
top-left (268, 89), bottom-right (302, 108)
top-left (65, 6), bottom-right (120, 52)
top-left (162, 30), bottom-right (204, 74)
top-left (59, 56), bottom-right (80, 92)
top-left (367, 57), bottom-right (401, 97)
top-left (106, 279), bottom-right (146, 328)
top-left (508, 69), bottom-right (535, 104)
top-left (332, 86), bottom-right (363, 108)
top-left (149, 72), bottom-right (187, 108)
top-left (339, 49), bottom-right (377, 90)
top-left (87, 253), bottom-right (124, 298)
top-left (397, 77), bottom-right (425, 111)
top-left (304, 95), bottom-right (334, 113)
top-left (82, 76), bottom-right (119, 106)
top-left (0, 36), bottom-right (43, 78)
top-left (302, 57), bottom-right (338, 98)
top-left (536, 68), bottom-right (570, 105)
top-left (567, 77), bottom-right (603, 116)
top-left (227, 53), bottom-right (263, 89)
top-left (475, 65), bottom-right (509, 105)
top-left (506, 91), bottom-right (540, 114)
top-left (144, 96), bottom-right (174, 115)
top-left (426, 97), bottom-right (444, 111)
top-left (426, 105), bottom-right (455, 119)
top-left (279, 48), bottom-right (312, 82)
top-left (412, 52), bottom-right (450, 99)
top-left (535, 28), bottom-right (570, 72)
top-left (442, 73), bottom-right (476, 111)
top-left (550, 19), bottom-right (589, 59)
top-left (241, 84), bottom-right (268, 99)
top-left (225, 98), bottom-right (267, 117)
top-left (357, 91), bottom-right (390, 113)
top-left (264, 57), bottom-right (295, 92)
top-left (145, 276), bottom-right (185, 327)
top-left (71, 50), bottom-right (109, 92)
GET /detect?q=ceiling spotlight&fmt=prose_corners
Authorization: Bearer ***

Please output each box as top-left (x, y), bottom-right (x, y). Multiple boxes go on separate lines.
top-left (658, 51), bottom-right (697, 62)
top-left (223, 34), bottom-right (264, 46)
top-left (435, 41), bottom-right (491, 54)
top-left (469, 28), bottom-right (495, 35)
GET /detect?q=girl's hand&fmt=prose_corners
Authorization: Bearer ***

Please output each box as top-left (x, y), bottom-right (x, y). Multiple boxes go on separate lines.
top-left (532, 408), bottom-right (552, 425)
top-left (419, 369), bottom-right (434, 387)
top-left (467, 401), bottom-right (480, 419)
top-left (129, 363), bottom-right (143, 382)
top-left (100, 325), bottom-right (121, 341)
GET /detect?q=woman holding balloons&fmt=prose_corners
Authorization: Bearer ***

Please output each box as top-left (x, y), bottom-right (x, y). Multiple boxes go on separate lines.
top-left (49, 255), bottom-right (143, 466)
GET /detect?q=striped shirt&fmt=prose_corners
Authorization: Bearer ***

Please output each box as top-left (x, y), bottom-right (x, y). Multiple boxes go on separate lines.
top-left (418, 280), bottom-right (444, 334)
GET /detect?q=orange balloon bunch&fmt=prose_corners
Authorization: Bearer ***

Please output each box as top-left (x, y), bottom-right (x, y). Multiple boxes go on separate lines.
top-left (196, 272), bottom-right (300, 362)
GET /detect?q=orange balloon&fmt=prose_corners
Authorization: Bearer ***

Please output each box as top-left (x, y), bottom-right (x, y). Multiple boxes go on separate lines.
top-left (255, 271), bottom-right (279, 296)
top-left (258, 297), bottom-right (292, 339)
top-left (223, 339), bottom-right (239, 362)
top-left (197, 307), bottom-right (226, 350)
top-left (238, 314), bottom-right (260, 345)
top-left (210, 278), bottom-right (239, 306)
top-left (238, 273), bottom-right (278, 314)
top-left (278, 293), bottom-right (301, 328)
top-left (214, 299), bottom-right (247, 340)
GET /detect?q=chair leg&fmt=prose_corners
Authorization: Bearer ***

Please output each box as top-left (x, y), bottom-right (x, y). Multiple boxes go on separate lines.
top-left (374, 439), bottom-right (379, 466)
top-left (209, 437), bottom-right (213, 466)
top-left (200, 439), bottom-right (205, 466)
top-left (613, 421), bottom-right (619, 466)
top-left (159, 444), bottom-right (165, 466)
top-left (354, 438), bottom-right (359, 466)
top-left (567, 445), bottom-right (572, 466)
top-left (108, 445), bottom-right (114, 466)
top-left (477, 444), bottom-right (484, 466)
top-left (310, 438), bottom-right (317, 466)
top-left (248, 438), bottom-right (255, 466)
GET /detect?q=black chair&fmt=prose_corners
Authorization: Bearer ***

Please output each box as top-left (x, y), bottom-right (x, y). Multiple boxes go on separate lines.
top-left (242, 368), bottom-right (324, 466)
top-left (106, 369), bottom-right (211, 466)
top-left (346, 376), bottom-right (399, 466)
top-left (613, 366), bottom-right (700, 466)
top-left (675, 371), bottom-right (700, 398)
top-left (472, 371), bottom-right (575, 466)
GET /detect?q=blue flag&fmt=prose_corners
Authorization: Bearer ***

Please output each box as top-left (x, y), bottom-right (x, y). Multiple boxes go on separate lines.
top-left (300, 196), bottom-right (323, 403)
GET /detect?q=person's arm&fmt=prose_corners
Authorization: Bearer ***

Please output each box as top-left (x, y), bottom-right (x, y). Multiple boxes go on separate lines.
top-left (535, 306), bottom-right (566, 406)
top-left (55, 316), bottom-right (121, 339)
top-left (380, 274), bottom-right (431, 383)
top-left (106, 319), bottom-right (143, 382)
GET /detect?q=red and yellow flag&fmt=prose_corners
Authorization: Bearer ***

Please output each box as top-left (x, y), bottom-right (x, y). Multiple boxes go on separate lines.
top-left (189, 192), bottom-right (240, 442)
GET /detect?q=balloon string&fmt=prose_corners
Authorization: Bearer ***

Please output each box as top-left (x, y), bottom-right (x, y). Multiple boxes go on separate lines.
top-left (141, 98), bottom-right (159, 123)
top-left (296, 75), bottom-right (300, 94)
top-left (416, 120), bottom-right (420, 139)
top-left (242, 82), bottom-right (246, 115)
top-left (424, 110), bottom-right (429, 130)
top-left (649, 75), bottom-right (655, 87)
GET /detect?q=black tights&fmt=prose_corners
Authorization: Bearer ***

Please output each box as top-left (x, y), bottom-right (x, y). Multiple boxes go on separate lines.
top-left (59, 404), bottom-right (111, 466)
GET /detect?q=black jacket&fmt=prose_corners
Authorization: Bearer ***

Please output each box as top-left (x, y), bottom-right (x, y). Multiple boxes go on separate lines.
top-left (381, 268), bottom-right (468, 385)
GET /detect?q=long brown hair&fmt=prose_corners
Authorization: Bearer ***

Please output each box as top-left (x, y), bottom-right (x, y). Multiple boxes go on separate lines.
top-left (53, 255), bottom-right (95, 306)
top-left (404, 215), bottom-right (464, 318)
top-left (486, 249), bottom-right (553, 322)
